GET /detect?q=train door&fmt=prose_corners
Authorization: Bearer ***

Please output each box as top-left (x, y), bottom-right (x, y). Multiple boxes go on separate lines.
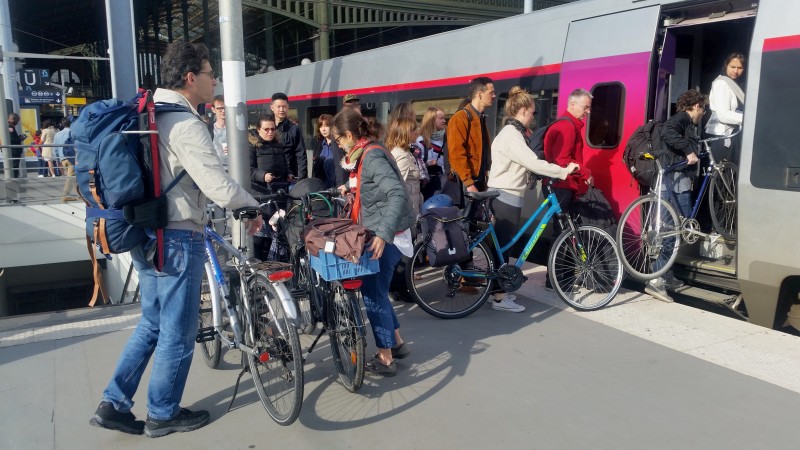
top-left (558, 6), bottom-right (661, 217)
top-left (738, 0), bottom-right (800, 330)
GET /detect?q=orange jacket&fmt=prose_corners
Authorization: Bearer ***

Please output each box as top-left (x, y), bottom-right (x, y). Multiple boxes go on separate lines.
top-left (446, 104), bottom-right (485, 187)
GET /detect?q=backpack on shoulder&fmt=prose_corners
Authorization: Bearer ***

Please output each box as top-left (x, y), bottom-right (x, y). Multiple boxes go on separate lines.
top-left (622, 120), bottom-right (664, 190)
top-left (419, 206), bottom-right (469, 267)
top-left (528, 117), bottom-right (571, 160)
top-left (72, 88), bottom-right (189, 305)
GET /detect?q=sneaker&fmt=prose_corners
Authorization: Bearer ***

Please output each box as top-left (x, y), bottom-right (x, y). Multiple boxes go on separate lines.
top-left (89, 401), bottom-right (145, 435)
top-left (491, 297), bottom-right (526, 313)
top-left (37, 174), bottom-right (44, 178)
top-left (644, 278), bottom-right (674, 303)
top-left (663, 272), bottom-right (685, 290)
top-left (391, 343), bottom-right (410, 360)
top-left (365, 355), bottom-right (397, 377)
top-left (144, 408), bottom-right (210, 438)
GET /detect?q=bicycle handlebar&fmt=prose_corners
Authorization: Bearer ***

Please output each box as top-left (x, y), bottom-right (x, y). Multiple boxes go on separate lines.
top-left (252, 190), bottom-right (287, 202)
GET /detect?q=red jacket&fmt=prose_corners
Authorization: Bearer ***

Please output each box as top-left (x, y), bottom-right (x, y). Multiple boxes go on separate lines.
top-left (543, 111), bottom-right (592, 196)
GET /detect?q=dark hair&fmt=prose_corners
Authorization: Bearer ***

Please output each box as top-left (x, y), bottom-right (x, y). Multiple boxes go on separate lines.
top-left (271, 92), bottom-right (288, 102)
top-left (468, 76), bottom-right (493, 99)
top-left (676, 90), bottom-right (708, 112)
top-left (42, 119), bottom-right (53, 128)
top-left (160, 40), bottom-right (211, 90)
top-left (316, 114), bottom-right (332, 140)
top-left (333, 108), bottom-right (371, 140)
top-left (60, 117), bottom-right (71, 128)
top-left (212, 94), bottom-right (224, 104)
top-left (723, 52), bottom-right (746, 73)
top-left (256, 115), bottom-right (280, 140)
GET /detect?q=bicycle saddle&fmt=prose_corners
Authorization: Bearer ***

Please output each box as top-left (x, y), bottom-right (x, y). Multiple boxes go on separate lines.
top-left (464, 191), bottom-right (500, 201)
top-left (232, 207), bottom-right (260, 220)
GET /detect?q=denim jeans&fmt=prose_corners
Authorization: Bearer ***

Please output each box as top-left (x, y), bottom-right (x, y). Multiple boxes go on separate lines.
top-left (102, 229), bottom-right (206, 420)
top-left (360, 243), bottom-right (402, 349)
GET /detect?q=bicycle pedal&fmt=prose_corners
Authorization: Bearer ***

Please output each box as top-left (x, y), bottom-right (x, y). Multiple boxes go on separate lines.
top-left (195, 326), bottom-right (217, 343)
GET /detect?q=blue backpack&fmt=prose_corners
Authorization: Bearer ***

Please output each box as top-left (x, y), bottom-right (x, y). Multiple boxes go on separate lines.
top-left (72, 89), bottom-right (188, 303)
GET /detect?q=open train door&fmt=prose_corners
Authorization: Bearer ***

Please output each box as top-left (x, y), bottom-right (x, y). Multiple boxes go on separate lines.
top-left (558, 6), bottom-right (661, 216)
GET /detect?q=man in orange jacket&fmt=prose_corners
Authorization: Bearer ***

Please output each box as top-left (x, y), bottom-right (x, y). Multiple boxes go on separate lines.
top-left (446, 77), bottom-right (496, 194)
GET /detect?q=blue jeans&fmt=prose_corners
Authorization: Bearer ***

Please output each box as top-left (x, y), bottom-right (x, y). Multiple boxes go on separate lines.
top-left (102, 229), bottom-right (206, 420)
top-left (360, 243), bottom-right (402, 349)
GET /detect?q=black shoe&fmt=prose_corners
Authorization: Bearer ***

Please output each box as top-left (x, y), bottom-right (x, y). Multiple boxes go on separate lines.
top-left (89, 401), bottom-right (145, 435)
top-left (144, 408), bottom-right (210, 438)
top-left (391, 343), bottom-right (410, 360)
top-left (365, 355), bottom-right (397, 377)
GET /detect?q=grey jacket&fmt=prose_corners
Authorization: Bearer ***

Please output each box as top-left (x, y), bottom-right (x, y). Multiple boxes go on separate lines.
top-left (358, 144), bottom-right (415, 243)
top-left (154, 89), bottom-right (257, 231)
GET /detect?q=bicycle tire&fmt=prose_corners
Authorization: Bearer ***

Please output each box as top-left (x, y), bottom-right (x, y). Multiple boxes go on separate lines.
top-left (198, 268), bottom-right (221, 369)
top-left (548, 226), bottom-right (623, 311)
top-left (709, 161), bottom-right (738, 241)
top-left (616, 194), bottom-right (681, 280)
top-left (292, 247), bottom-right (319, 335)
top-left (328, 281), bottom-right (366, 392)
top-left (407, 238), bottom-right (494, 319)
top-left (246, 274), bottom-right (304, 426)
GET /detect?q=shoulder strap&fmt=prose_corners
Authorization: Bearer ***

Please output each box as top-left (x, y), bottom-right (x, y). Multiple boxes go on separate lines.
top-left (717, 75), bottom-right (745, 104)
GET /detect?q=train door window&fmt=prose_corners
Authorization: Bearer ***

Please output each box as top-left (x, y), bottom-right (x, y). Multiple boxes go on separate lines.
top-left (495, 92), bottom-right (509, 131)
top-left (587, 83), bottom-right (625, 148)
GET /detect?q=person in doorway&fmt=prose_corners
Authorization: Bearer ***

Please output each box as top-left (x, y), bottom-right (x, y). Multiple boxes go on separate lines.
top-left (270, 92), bottom-right (306, 181)
top-left (488, 87), bottom-right (579, 312)
top-left (646, 89), bottom-right (708, 303)
top-left (89, 40), bottom-right (262, 438)
top-left (705, 52), bottom-right (746, 163)
top-left (333, 108), bottom-right (414, 376)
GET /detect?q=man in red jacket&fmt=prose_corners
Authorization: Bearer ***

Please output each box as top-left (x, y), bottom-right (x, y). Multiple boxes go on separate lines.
top-left (544, 88), bottom-right (594, 210)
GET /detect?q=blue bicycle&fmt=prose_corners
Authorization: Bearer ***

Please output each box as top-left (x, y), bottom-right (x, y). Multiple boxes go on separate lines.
top-left (196, 196), bottom-right (303, 425)
top-left (407, 182), bottom-right (624, 318)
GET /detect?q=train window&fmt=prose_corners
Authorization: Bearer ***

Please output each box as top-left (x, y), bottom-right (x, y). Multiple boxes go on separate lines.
top-left (495, 92), bottom-right (509, 130)
top-left (587, 83), bottom-right (625, 149)
top-left (412, 98), bottom-right (468, 120)
top-left (751, 46), bottom-right (800, 191)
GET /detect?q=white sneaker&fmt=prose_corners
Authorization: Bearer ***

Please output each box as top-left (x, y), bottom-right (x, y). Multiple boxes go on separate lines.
top-left (491, 297), bottom-right (526, 313)
top-left (644, 278), bottom-right (674, 303)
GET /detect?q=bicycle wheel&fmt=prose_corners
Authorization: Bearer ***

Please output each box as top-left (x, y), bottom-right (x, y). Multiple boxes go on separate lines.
top-left (328, 281), bottom-right (366, 392)
top-left (548, 226), bottom-right (623, 311)
top-left (198, 268), bottom-right (221, 368)
top-left (292, 247), bottom-right (317, 335)
top-left (247, 274), bottom-right (304, 426)
top-left (709, 161), bottom-right (738, 241)
top-left (407, 238), bottom-right (494, 319)
top-left (616, 195), bottom-right (681, 280)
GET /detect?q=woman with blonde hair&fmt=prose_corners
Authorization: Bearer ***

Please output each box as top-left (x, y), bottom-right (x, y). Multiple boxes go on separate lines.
top-left (386, 117), bottom-right (423, 216)
top-left (487, 87), bottom-right (578, 313)
top-left (417, 107), bottom-right (446, 198)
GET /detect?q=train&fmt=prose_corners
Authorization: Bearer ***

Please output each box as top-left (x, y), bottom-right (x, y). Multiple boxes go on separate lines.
top-left (241, 0), bottom-right (800, 332)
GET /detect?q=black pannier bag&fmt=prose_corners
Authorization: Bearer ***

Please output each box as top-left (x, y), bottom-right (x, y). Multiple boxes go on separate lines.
top-left (420, 206), bottom-right (469, 267)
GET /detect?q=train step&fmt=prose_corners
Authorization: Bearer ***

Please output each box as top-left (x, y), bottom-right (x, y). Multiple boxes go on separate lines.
top-left (668, 284), bottom-right (746, 321)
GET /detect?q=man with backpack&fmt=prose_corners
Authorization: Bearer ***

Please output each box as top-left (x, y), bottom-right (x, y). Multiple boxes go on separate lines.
top-left (447, 76), bottom-right (496, 195)
top-left (53, 117), bottom-right (77, 202)
top-left (89, 41), bottom-right (263, 438)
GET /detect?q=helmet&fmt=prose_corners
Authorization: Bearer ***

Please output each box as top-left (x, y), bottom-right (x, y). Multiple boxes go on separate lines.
top-left (422, 194), bottom-right (453, 211)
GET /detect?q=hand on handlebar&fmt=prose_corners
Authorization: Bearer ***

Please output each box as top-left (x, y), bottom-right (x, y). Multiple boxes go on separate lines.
top-left (466, 184), bottom-right (479, 193)
top-left (566, 162), bottom-right (580, 174)
top-left (686, 152), bottom-right (699, 165)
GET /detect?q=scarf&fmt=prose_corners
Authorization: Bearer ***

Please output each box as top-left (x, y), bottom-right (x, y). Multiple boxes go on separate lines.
top-left (507, 117), bottom-right (531, 145)
top-left (340, 137), bottom-right (371, 172)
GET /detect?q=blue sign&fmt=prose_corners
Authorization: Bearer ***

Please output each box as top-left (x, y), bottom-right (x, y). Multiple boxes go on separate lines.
top-left (19, 88), bottom-right (62, 105)
top-left (19, 69), bottom-right (50, 88)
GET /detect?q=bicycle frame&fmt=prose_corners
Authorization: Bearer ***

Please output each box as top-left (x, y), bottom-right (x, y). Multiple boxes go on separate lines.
top-left (453, 191), bottom-right (574, 278)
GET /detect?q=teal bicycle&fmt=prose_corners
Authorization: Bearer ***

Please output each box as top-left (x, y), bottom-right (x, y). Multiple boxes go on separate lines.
top-left (407, 182), bottom-right (624, 318)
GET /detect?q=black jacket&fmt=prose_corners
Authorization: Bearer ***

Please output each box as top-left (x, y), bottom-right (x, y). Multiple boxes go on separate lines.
top-left (659, 110), bottom-right (699, 170)
top-left (312, 137), bottom-right (347, 187)
top-left (250, 132), bottom-right (292, 193)
top-left (277, 119), bottom-right (307, 179)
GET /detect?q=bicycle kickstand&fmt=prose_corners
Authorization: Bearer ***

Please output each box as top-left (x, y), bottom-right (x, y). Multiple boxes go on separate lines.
top-left (227, 365), bottom-right (251, 412)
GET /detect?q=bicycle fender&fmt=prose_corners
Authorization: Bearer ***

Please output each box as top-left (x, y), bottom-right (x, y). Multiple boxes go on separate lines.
top-left (271, 280), bottom-right (300, 326)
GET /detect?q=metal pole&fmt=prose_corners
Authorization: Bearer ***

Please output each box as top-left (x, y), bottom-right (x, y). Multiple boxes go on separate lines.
top-left (0, 69), bottom-right (12, 180)
top-left (524, 0), bottom-right (533, 14)
top-left (0, 1), bottom-right (19, 112)
top-left (105, 0), bottom-right (139, 99)
top-left (219, 0), bottom-right (252, 255)
top-left (319, 0), bottom-right (330, 60)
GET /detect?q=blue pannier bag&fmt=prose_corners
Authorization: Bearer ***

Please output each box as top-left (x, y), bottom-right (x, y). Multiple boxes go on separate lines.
top-left (72, 89), bottom-right (188, 304)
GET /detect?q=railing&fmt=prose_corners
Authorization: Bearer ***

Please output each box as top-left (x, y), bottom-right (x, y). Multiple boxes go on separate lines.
top-left (1, 143), bottom-right (78, 205)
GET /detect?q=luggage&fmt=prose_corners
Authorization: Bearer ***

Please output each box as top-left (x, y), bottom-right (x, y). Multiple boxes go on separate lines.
top-left (419, 206), bottom-right (469, 267)
top-left (572, 186), bottom-right (617, 235)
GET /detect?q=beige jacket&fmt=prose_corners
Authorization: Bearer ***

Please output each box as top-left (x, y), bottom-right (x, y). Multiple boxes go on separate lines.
top-left (390, 146), bottom-right (422, 217)
top-left (488, 124), bottom-right (570, 198)
top-left (154, 89), bottom-right (256, 231)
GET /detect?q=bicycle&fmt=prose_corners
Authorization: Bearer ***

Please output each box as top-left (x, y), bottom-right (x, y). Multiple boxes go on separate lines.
top-left (616, 130), bottom-right (740, 281)
top-left (407, 181), bottom-right (624, 318)
top-left (281, 186), bottom-right (368, 393)
top-left (195, 195), bottom-right (304, 425)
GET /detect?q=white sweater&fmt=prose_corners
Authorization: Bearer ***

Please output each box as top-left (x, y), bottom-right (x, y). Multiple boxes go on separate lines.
top-left (705, 77), bottom-right (743, 136)
top-left (487, 124), bottom-right (570, 199)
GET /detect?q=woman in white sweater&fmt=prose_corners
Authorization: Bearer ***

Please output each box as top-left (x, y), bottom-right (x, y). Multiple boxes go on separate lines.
top-left (486, 87), bottom-right (578, 313)
top-left (705, 52), bottom-right (745, 162)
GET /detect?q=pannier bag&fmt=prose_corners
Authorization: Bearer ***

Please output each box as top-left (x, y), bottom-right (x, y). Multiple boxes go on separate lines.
top-left (420, 206), bottom-right (469, 267)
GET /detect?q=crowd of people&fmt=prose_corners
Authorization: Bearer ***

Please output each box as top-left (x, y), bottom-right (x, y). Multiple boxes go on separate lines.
top-left (86, 39), bottom-right (745, 438)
